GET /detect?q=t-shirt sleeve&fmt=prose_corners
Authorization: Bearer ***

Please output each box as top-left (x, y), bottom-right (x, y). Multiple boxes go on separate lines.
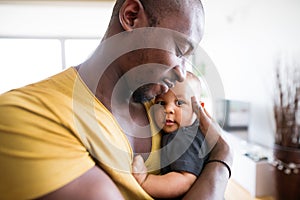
top-left (0, 90), bottom-right (95, 199)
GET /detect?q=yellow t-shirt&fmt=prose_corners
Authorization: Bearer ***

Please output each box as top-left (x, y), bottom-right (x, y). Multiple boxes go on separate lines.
top-left (0, 67), bottom-right (161, 200)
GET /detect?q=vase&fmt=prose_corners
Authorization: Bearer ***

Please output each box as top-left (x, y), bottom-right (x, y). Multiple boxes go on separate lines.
top-left (273, 145), bottom-right (300, 200)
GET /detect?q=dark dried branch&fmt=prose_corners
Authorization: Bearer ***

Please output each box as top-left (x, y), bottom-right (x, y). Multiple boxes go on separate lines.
top-left (273, 59), bottom-right (300, 148)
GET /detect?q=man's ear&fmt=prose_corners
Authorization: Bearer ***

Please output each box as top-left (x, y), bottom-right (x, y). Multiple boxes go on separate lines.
top-left (119, 0), bottom-right (149, 31)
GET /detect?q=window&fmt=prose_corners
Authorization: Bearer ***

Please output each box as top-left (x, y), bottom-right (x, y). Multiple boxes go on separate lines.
top-left (0, 38), bottom-right (101, 94)
top-left (0, 39), bottom-right (62, 93)
top-left (0, 1), bottom-right (113, 93)
top-left (65, 39), bottom-right (100, 67)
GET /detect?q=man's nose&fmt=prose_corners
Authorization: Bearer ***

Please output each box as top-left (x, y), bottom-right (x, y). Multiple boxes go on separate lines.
top-left (173, 59), bottom-right (187, 82)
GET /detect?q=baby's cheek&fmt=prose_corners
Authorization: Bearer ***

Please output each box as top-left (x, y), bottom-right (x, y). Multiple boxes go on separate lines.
top-left (180, 109), bottom-right (195, 126)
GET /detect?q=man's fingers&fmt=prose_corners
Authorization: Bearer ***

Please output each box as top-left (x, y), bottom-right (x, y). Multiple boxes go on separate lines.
top-left (191, 97), bottom-right (223, 155)
top-left (203, 107), bottom-right (212, 119)
top-left (191, 96), bottom-right (210, 123)
top-left (132, 155), bottom-right (148, 185)
top-left (191, 96), bottom-right (201, 116)
top-left (132, 155), bottom-right (146, 173)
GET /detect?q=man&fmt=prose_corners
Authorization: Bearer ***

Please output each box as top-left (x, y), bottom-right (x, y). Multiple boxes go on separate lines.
top-left (0, 0), bottom-right (232, 199)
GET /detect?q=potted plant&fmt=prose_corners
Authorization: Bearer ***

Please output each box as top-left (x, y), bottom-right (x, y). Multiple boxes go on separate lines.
top-left (272, 59), bottom-right (300, 200)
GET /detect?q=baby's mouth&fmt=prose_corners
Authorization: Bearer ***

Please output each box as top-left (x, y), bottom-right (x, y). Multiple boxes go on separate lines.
top-left (165, 119), bottom-right (175, 126)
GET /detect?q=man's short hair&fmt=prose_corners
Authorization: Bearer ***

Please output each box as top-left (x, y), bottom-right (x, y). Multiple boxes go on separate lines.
top-left (111, 0), bottom-right (203, 27)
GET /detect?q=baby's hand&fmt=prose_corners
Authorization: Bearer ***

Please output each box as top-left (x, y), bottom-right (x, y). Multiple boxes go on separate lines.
top-left (132, 155), bottom-right (148, 185)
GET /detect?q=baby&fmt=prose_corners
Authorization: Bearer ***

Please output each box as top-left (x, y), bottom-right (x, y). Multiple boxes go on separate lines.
top-left (132, 71), bottom-right (209, 199)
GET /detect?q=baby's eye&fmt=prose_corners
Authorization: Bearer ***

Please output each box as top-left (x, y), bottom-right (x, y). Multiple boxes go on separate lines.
top-left (175, 100), bottom-right (185, 106)
top-left (155, 101), bottom-right (166, 106)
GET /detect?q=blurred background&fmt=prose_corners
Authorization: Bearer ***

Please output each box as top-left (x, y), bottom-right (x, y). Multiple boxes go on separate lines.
top-left (1, 0), bottom-right (300, 199)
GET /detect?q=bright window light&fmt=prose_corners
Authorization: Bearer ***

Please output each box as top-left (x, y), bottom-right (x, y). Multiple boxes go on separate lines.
top-left (65, 39), bottom-right (100, 67)
top-left (0, 39), bottom-right (62, 94)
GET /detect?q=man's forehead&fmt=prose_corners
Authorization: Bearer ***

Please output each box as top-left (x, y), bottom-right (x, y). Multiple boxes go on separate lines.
top-left (173, 83), bottom-right (194, 94)
top-left (127, 27), bottom-right (199, 54)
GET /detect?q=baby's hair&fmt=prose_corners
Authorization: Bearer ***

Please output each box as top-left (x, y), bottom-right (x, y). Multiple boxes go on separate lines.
top-left (185, 71), bottom-right (202, 100)
top-left (186, 71), bottom-right (201, 84)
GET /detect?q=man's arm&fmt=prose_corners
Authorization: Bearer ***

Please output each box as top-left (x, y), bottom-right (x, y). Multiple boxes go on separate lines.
top-left (37, 166), bottom-right (125, 200)
top-left (183, 97), bottom-right (234, 200)
top-left (132, 155), bottom-right (197, 199)
top-left (183, 136), bottom-right (232, 200)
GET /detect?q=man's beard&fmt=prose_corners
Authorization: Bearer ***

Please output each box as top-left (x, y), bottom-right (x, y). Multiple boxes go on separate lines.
top-left (132, 84), bottom-right (156, 103)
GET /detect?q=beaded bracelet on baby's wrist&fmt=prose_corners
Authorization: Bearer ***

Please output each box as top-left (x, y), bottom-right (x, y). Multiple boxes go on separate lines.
top-left (205, 159), bottom-right (231, 179)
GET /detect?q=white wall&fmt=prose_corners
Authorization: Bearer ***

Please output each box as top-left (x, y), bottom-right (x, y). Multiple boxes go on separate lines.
top-left (0, 1), bottom-right (114, 37)
top-left (0, 1), bottom-right (114, 93)
top-left (201, 0), bottom-right (300, 147)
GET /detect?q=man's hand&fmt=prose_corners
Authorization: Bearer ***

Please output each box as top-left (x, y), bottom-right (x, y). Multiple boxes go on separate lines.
top-left (182, 97), bottom-right (233, 200)
top-left (132, 155), bottom-right (148, 185)
top-left (191, 96), bottom-right (221, 152)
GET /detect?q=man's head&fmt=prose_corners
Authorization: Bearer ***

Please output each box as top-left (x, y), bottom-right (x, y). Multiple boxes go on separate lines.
top-left (104, 0), bottom-right (204, 103)
top-left (111, 0), bottom-right (204, 27)
top-left (153, 71), bottom-right (202, 133)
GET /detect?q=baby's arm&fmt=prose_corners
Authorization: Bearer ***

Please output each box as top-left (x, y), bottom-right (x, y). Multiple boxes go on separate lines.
top-left (132, 155), bottom-right (197, 199)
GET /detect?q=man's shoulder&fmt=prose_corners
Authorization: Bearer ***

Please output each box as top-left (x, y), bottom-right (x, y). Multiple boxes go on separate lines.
top-left (0, 68), bottom-right (78, 121)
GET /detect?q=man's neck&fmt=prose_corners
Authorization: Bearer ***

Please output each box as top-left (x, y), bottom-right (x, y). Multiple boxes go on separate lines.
top-left (76, 63), bottom-right (152, 156)
top-left (128, 99), bottom-right (149, 126)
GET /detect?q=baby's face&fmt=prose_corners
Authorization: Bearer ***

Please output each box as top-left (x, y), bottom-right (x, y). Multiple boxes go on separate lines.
top-left (153, 79), bottom-right (198, 133)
